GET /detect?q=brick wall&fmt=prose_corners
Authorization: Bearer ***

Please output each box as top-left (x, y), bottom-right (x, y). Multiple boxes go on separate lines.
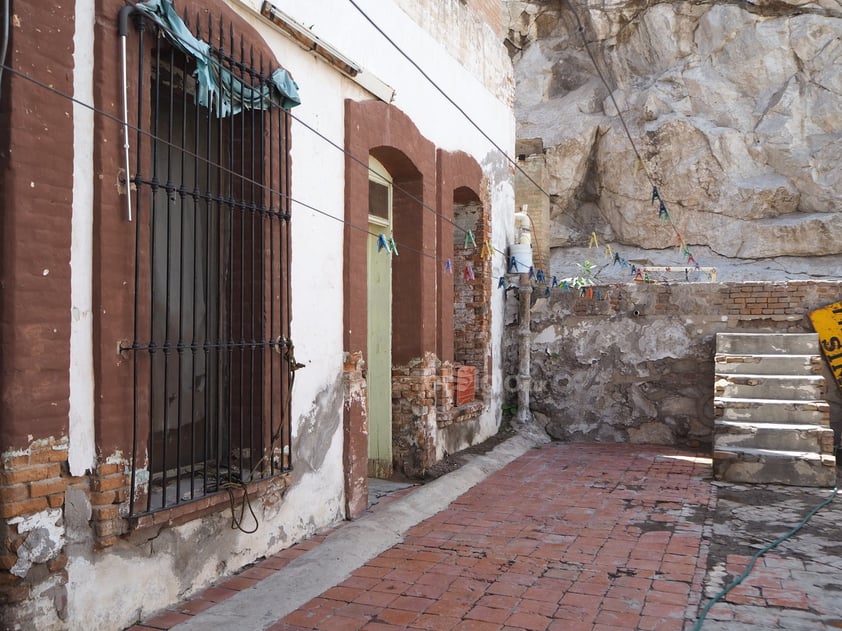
top-left (0, 439), bottom-right (135, 618)
top-left (392, 353), bottom-right (439, 477)
top-left (453, 203), bottom-right (493, 397)
top-left (464, 0), bottom-right (505, 36)
top-left (520, 280), bottom-right (842, 447)
top-left (0, 440), bottom-right (71, 613)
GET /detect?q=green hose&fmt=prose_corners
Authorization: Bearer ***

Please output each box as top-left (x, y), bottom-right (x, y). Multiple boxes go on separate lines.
top-left (692, 482), bottom-right (839, 630)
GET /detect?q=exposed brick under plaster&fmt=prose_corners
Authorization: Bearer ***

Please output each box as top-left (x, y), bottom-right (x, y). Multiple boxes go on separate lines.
top-left (392, 354), bottom-right (487, 477)
top-left (0, 436), bottom-right (292, 617)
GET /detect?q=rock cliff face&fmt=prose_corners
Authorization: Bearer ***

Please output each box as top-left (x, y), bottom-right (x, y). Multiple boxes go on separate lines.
top-left (506, 1), bottom-right (842, 280)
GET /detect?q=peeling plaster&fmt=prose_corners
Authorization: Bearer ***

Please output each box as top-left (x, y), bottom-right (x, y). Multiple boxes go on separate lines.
top-left (343, 351), bottom-right (367, 409)
top-left (294, 374), bottom-right (344, 475)
top-left (9, 509), bottom-right (64, 577)
top-left (568, 318), bottom-right (691, 362)
top-left (2, 437), bottom-right (68, 462)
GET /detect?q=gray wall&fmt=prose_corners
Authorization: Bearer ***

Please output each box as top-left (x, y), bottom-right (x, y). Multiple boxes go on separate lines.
top-left (506, 281), bottom-right (842, 448)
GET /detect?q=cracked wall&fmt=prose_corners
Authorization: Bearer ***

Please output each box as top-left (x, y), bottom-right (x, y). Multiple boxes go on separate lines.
top-left (518, 280), bottom-right (842, 447)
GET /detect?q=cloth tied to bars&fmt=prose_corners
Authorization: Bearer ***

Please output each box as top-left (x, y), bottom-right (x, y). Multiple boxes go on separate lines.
top-left (134, 0), bottom-right (301, 116)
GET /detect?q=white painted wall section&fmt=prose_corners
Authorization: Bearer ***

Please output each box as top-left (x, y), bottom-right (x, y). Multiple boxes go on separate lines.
top-left (68, 0), bottom-right (96, 476)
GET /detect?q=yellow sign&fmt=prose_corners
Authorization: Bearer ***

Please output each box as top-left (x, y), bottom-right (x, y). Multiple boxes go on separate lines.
top-left (809, 301), bottom-right (842, 392)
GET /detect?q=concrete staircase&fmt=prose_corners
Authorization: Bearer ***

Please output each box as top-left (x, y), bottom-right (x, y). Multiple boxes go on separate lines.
top-left (713, 332), bottom-right (837, 487)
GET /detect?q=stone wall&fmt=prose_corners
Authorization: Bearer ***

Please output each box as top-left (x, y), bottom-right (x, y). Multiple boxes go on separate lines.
top-left (518, 280), bottom-right (842, 448)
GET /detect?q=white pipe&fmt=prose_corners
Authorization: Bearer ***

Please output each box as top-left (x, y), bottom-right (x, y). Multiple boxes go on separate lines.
top-left (121, 34), bottom-right (133, 222)
top-left (517, 277), bottom-right (532, 426)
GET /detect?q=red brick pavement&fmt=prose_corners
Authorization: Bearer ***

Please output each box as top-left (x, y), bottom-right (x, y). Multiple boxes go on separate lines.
top-left (130, 443), bottom-right (715, 631)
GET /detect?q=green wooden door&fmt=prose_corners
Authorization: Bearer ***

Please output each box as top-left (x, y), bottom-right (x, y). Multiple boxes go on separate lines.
top-left (367, 159), bottom-right (393, 478)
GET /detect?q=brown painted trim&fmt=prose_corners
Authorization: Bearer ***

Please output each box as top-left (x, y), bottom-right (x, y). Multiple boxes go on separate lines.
top-left (92, 0), bottom-right (294, 456)
top-left (0, 1), bottom-right (75, 449)
top-left (342, 100), bottom-right (437, 517)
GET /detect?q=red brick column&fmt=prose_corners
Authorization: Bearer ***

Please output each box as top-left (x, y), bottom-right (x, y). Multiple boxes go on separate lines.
top-left (392, 353), bottom-right (440, 477)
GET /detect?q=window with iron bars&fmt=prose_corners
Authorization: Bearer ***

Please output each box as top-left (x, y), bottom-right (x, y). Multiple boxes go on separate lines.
top-left (124, 8), bottom-right (293, 517)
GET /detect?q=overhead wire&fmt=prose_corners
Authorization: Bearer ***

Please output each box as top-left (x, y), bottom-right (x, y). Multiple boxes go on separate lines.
top-left (0, 59), bottom-right (502, 271)
top-left (4, 2), bottom-right (653, 280)
top-left (345, 0), bottom-right (698, 279)
top-left (342, 0), bottom-right (560, 271)
top-left (345, 0), bottom-right (553, 205)
top-left (561, 0), bottom-right (699, 262)
top-left (289, 109), bottom-right (510, 262)
top-left (4, 1), bottom-right (625, 279)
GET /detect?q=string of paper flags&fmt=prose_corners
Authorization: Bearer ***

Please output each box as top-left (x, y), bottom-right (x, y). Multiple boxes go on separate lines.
top-left (374, 226), bottom-right (500, 285)
top-left (490, 183), bottom-right (710, 297)
top-left (372, 182), bottom-right (711, 298)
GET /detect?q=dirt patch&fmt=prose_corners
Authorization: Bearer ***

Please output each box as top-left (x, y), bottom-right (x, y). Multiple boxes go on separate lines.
top-left (412, 422), bottom-right (519, 482)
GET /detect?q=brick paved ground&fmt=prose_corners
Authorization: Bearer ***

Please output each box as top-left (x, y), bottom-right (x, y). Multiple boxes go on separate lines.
top-left (130, 442), bottom-right (842, 631)
top-left (131, 443), bottom-right (715, 631)
top-left (695, 482), bottom-right (842, 630)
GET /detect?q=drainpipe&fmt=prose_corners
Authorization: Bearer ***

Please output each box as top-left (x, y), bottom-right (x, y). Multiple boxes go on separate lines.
top-left (0, 0), bottom-right (9, 102)
top-left (517, 274), bottom-right (532, 426)
top-left (512, 209), bottom-right (533, 426)
top-left (118, 5), bottom-right (136, 221)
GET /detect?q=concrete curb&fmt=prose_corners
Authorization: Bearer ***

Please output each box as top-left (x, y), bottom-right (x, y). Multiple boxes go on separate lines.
top-left (171, 433), bottom-right (542, 631)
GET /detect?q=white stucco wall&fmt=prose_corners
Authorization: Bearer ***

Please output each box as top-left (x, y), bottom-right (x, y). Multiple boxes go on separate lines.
top-left (234, 0), bottom-right (516, 455)
top-left (61, 1), bottom-right (515, 628)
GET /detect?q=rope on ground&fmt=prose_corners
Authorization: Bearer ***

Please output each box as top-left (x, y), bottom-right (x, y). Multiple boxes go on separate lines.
top-left (692, 482), bottom-right (839, 630)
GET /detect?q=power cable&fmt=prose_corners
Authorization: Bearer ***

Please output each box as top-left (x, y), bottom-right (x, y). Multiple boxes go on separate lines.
top-left (345, 0), bottom-right (552, 206)
top-left (561, 0), bottom-right (696, 258)
top-left (344, 0), bottom-right (694, 278)
top-left (0, 60), bottom-right (515, 271)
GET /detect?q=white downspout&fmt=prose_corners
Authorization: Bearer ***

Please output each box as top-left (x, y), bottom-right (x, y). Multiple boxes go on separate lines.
top-left (514, 207), bottom-right (533, 427)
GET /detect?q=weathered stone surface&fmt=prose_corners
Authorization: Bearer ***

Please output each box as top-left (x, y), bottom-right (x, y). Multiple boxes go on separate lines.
top-left (519, 280), bottom-right (842, 447)
top-left (507, 1), bottom-right (842, 277)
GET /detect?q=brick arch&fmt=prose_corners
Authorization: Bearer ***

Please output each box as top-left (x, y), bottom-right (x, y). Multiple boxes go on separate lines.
top-left (344, 101), bottom-right (437, 362)
top-left (435, 150), bottom-right (486, 364)
top-left (343, 100), bottom-right (436, 516)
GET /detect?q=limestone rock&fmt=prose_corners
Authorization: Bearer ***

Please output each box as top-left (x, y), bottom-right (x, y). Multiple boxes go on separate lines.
top-left (507, 1), bottom-right (842, 274)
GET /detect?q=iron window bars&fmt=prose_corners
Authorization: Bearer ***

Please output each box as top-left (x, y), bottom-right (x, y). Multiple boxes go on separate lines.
top-left (123, 5), bottom-right (293, 517)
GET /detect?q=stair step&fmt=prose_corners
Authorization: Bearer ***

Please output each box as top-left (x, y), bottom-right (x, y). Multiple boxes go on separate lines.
top-left (716, 332), bottom-right (819, 355)
top-left (714, 398), bottom-right (830, 424)
top-left (714, 421), bottom-right (834, 453)
top-left (713, 447), bottom-right (837, 487)
top-left (714, 354), bottom-right (822, 375)
top-left (714, 374), bottom-right (825, 400)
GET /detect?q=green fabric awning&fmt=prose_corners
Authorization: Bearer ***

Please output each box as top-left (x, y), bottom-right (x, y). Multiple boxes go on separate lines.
top-left (135, 0), bottom-right (301, 116)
